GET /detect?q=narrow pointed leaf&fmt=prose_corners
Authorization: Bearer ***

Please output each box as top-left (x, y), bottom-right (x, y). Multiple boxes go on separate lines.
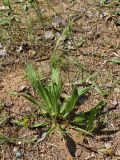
top-left (72, 115), bottom-right (85, 125)
top-left (78, 87), bottom-right (90, 96)
top-left (51, 67), bottom-right (59, 84)
top-left (32, 122), bottom-right (48, 128)
top-left (86, 101), bottom-right (106, 131)
top-left (26, 64), bottom-right (53, 114)
top-left (51, 67), bottom-right (62, 94)
top-left (61, 87), bottom-right (78, 118)
top-left (71, 126), bottom-right (92, 135)
top-left (26, 64), bottom-right (38, 90)
top-left (107, 59), bottom-right (120, 65)
top-left (22, 94), bottom-right (48, 114)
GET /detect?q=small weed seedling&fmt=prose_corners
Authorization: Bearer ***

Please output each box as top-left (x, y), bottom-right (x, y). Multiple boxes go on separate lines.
top-left (21, 64), bottom-right (106, 139)
top-left (0, 132), bottom-right (13, 144)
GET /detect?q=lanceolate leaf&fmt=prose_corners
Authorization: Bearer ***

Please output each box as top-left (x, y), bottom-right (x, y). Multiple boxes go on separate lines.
top-left (26, 64), bottom-right (63, 117)
top-left (107, 59), bottom-right (120, 65)
top-left (36, 84), bottom-right (53, 114)
top-left (23, 93), bottom-right (52, 115)
top-left (61, 87), bottom-right (78, 118)
top-left (52, 83), bottom-right (61, 100)
top-left (41, 125), bottom-right (56, 140)
top-left (11, 119), bottom-right (23, 126)
top-left (71, 126), bottom-right (91, 135)
top-left (0, 133), bottom-right (10, 143)
top-left (51, 67), bottom-right (59, 85)
top-left (26, 64), bottom-right (39, 90)
top-left (22, 94), bottom-right (41, 106)
top-left (51, 67), bottom-right (62, 94)
top-left (32, 122), bottom-right (48, 128)
top-left (26, 64), bottom-right (53, 115)
top-left (72, 113), bottom-right (86, 125)
top-left (49, 84), bottom-right (58, 116)
top-left (78, 87), bottom-right (90, 96)
top-left (86, 101), bottom-right (106, 132)
top-left (94, 83), bottom-right (108, 97)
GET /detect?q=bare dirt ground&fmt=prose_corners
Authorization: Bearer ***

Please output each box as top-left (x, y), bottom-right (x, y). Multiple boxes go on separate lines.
top-left (0, 0), bottom-right (120, 159)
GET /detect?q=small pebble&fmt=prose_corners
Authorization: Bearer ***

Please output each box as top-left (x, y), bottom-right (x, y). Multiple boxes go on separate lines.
top-left (44, 31), bottom-right (54, 40)
top-left (18, 141), bottom-right (22, 145)
top-left (0, 48), bottom-right (7, 56)
top-left (15, 151), bottom-right (22, 158)
top-left (105, 142), bottom-right (112, 149)
top-left (5, 101), bottom-right (13, 108)
top-left (52, 16), bottom-right (65, 28)
top-left (112, 99), bottom-right (119, 107)
top-left (16, 46), bottom-right (22, 53)
top-left (18, 85), bottom-right (27, 92)
top-left (105, 157), bottom-right (112, 160)
top-left (114, 88), bottom-right (120, 93)
top-left (103, 107), bottom-right (108, 113)
top-left (13, 147), bottom-right (18, 152)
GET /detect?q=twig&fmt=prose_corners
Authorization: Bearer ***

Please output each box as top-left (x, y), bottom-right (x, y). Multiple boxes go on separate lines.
top-left (45, 142), bottom-right (58, 148)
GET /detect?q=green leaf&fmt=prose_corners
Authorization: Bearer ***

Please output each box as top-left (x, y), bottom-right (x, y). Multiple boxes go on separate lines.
top-left (51, 67), bottom-right (62, 96)
top-left (0, 19), bottom-right (10, 26)
top-left (0, 16), bottom-right (14, 26)
top-left (115, 20), bottom-right (120, 26)
top-left (61, 86), bottom-right (78, 118)
top-left (116, 11), bottom-right (120, 16)
top-left (26, 64), bottom-right (38, 90)
top-left (11, 118), bottom-right (29, 128)
top-left (53, 83), bottom-right (61, 100)
top-left (48, 84), bottom-right (58, 115)
top-left (28, 0), bottom-right (34, 3)
top-left (23, 117), bottom-right (29, 128)
top-left (0, 102), bottom-right (5, 111)
top-left (21, 4), bottom-right (28, 11)
top-left (71, 126), bottom-right (92, 135)
top-left (78, 87), bottom-right (90, 96)
top-left (72, 113), bottom-right (86, 125)
top-left (107, 59), bottom-right (120, 65)
top-left (32, 122), bottom-right (48, 128)
top-left (22, 93), bottom-right (44, 108)
top-left (86, 101), bottom-right (106, 132)
top-left (94, 84), bottom-right (108, 97)
top-left (41, 86), bottom-right (55, 115)
top-left (17, 0), bottom-right (24, 2)
top-left (48, 81), bottom-right (62, 116)
top-left (22, 94), bottom-right (50, 115)
top-left (2, 0), bottom-right (10, 6)
top-left (2, 0), bottom-right (12, 12)
top-left (11, 119), bottom-right (23, 126)
top-left (0, 133), bottom-right (8, 143)
top-left (0, 117), bottom-right (10, 125)
top-left (10, 91), bottom-right (19, 97)
top-left (51, 67), bottom-right (59, 84)
top-left (26, 64), bottom-right (63, 117)
top-left (43, 125), bottom-right (56, 138)
top-left (26, 64), bottom-right (53, 114)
